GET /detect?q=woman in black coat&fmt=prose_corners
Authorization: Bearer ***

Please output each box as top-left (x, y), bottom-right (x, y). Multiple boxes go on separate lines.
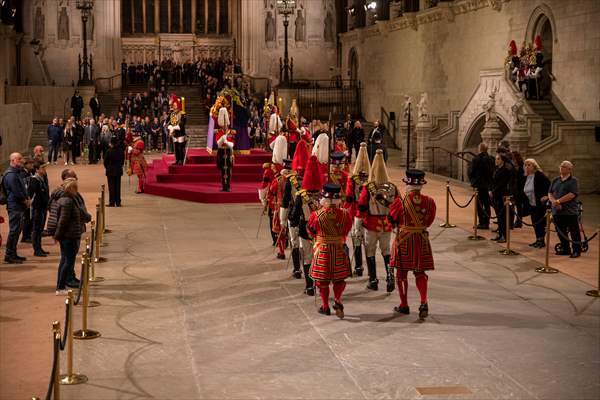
top-left (490, 153), bottom-right (514, 243)
top-left (522, 158), bottom-right (551, 247)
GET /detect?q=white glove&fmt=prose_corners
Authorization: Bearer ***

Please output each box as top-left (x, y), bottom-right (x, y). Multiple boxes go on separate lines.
top-left (279, 208), bottom-right (288, 228)
top-left (352, 217), bottom-right (363, 237)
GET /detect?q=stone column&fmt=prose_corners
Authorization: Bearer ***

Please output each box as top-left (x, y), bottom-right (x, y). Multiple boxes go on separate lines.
top-left (399, 119), bottom-right (416, 167)
top-left (505, 124), bottom-right (529, 155)
top-left (415, 118), bottom-right (433, 171)
top-left (480, 118), bottom-right (504, 155)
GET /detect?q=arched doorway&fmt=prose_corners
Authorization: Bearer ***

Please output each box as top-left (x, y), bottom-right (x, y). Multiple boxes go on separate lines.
top-left (463, 115), bottom-right (510, 154)
top-left (525, 5), bottom-right (557, 98)
top-left (348, 48), bottom-right (358, 85)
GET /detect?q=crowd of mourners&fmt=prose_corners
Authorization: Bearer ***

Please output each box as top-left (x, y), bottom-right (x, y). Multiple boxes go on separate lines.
top-left (469, 140), bottom-right (583, 258)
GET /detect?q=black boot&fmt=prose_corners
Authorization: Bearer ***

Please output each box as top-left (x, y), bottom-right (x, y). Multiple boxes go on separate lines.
top-left (271, 230), bottom-right (277, 246)
top-left (221, 175), bottom-right (227, 192)
top-left (419, 303), bottom-right (429, 320)
top-left (292, 248), bottom-right (302, 279)
top-left (383, 255), bottom-right (394, 293)
top-left (366, 256), bottom-right (378, 291)
top-left (354, 246), bottom-right (363, 277)
top-left (303, 264), bottom-right (314, 296)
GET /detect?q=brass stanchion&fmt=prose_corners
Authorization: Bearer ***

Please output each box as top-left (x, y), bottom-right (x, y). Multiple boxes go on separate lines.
top-left (87, 228), bottom-right (105, 283)
top-left (468, 189), bottom-right (485, 240)
top-left (439, 180), bottom-right (456, 228)
top-left (499, 196), bottom-right (518, 255)
top-left (585, 225), bottom-right (600, 297)
top-left (536, 210), bottom-right (559, 273)
top-left (73, 253), bottom-right (101, 340)
top-left (52, 321), bottom-right (61, 400)
top-left (101, 185), bottom-right (112, 234)
top-left (60, 290), bottom-right (88, 385)
top-left (94, 204), bottom-right (106, 263)
top-left (98, 197), bottom-right (107, 248)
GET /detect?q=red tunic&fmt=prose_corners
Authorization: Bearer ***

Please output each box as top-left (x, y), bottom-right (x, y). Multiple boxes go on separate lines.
top-left (307, 206), bottom-right (353, 283)
top-left (357, 183), bottom-right (397, 232)
top-left (268, 174), bottom-right (287, 234)
top-left (388, 191), bottom-right (436, 272)
top-left (130, 150), bottom-right (147, 176)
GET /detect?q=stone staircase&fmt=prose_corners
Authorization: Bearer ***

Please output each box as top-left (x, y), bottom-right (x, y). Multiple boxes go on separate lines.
top-left (29, 121), bottom-right (49, 150)
top-left (527, 99), bottom-right (564, 139)
top-left (97, 84), bottom-right (209, 126)
top-left (187, 125), bottom-right (208, 148)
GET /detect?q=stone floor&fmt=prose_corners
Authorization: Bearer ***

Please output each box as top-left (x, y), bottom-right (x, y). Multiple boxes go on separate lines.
top-left (1, 152), bottom-right (599, 400)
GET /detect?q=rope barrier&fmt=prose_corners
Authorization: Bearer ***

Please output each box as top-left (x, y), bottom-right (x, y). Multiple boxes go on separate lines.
top-left (477, 197), bottom-right (498, 221)
top-left (554, 224), bottom-right (599, 246)
top-left (585, 224), bottom-right (600, 298)
top-left (448, 188), bottom-right (476, 209)
top-left (439, 181), bottom-right (456, 228)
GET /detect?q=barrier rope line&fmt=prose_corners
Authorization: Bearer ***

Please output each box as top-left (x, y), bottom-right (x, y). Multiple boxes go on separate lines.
top-left (477, 197), bottom-right (498, 221)
top-left (73, 259), bottom-right (86, 306)
top-left (511, 203), bottom-right (548, 228)
top-left (44, 330), bottom-right (60, 400)
top-left (448, 188), bottom-right (476, 209)
top-left (59, 301), bottom-right (70, 351)
top-left (554, 224), bottom-right (599, 246)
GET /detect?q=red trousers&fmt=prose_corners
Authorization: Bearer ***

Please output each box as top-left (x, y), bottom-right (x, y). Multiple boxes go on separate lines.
top-left (136, 174), bottom-right (145, 193)
top-left (396, 271), bottom-right (428, 306)
top-left (316, 280), bottom-right (346, 310)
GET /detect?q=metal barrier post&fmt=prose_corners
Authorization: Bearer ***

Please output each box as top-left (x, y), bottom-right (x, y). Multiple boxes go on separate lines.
top-left (52, 321), bottom-right (61, 400)
top-left (73, 253), bottom-right (101, 340)
top-left (94, 204), bottom-right (106, 263)
top-left (468, 189), bottom-right (485, 240)
top-left (439, 181), bottom-right (456, 228)
top-left (585, 224), bottom-right (600, 297)
top-left (60, 291), bottom-right (88, 385)
top-left (535, 210), bottom-right (558, 273)
top-left (499, 196), bottom-right (518, 255)
top-left (101, 185), bottom-right (112, 234)
top-left (87, 230), bottom-right (105, 283)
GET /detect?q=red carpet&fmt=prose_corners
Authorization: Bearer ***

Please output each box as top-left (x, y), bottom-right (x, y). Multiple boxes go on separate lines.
top-left (145, 149), bottom-right (271, 203)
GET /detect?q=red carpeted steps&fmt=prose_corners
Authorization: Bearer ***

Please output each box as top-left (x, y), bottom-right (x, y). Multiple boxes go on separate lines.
top-left (144, 149), bottom-right (272, 203)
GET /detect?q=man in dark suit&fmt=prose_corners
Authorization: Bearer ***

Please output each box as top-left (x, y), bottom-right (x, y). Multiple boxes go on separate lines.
top-left (367, 120), bottom-right (387, 162)
top-left (89, 94), bottom-right (101, 121)
top-left (103, 139), bottom-right (125, 207)
top-left (71, 90), bottom-right (84, 121)
top-left (468, 142), bottom-right (494, 229)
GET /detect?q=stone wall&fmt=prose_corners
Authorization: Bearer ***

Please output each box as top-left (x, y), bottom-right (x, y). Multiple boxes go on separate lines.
top-left (340, 0), bottom-right (600, 123)
top-left (20, 0), bottom-right (121, 87)
top-left (241, 0), bottom-right (337, 84)
top-left (5, 86), bottom-right (96, 122)
top-left (0, 104), bottom-right (33, 164)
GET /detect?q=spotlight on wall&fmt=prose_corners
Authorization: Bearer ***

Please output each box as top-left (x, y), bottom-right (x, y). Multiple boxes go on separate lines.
top-left (365, 1), bottom-right (377, 11)
top-left (347, 6), bottom-right (356, 15)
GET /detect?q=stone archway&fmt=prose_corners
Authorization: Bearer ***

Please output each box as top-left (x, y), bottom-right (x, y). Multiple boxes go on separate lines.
top-left (463, 113), bottom-right (510, 154)
top-left (348, 47), bottom-right (358, 84)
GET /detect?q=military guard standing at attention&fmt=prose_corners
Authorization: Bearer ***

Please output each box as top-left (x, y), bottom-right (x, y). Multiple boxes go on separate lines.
top-left (286, 100), bottom-right (300, 159)
top-left (343, 142), bottom-right (370, 277)
top-left (388, 169), bottom-right (436, 320)
top-left (259, 162), bottom-right (278, 246)
top-left (167, 94), bottom-right (187, 165)
top-left (289, 155), bottom-right (323, 296)
top-left (312, 124), bottom-right (330, 179)
top-left (280, 140), bottom-right (310, 278)
top-left (357, 149), bottom-right (398, 292)
top-left (269, 157), bottom-right (292, 260)
top-left (215, 106), bottom-right (236, 192)
top-left (307, 183), bottom-right (353, 318)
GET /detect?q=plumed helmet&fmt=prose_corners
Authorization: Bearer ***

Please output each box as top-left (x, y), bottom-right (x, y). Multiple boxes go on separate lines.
top-left (289, 99), bottom-right (299, 118)
top-left (134, 140), bottom-right (145, 151)
top-left (534, 35), bottom-right (543, 51)
top-left (292, 139), bottom-right (309, 172)
top-left (271, 134), bottom-right (288, 165)
top-left (302, 155), bottom-right (324, 191)
top-left (217, 106), bottom-right (230, 128)
top-left (369, 149), bottom-right (390, 185)
top-left (169, 94), bottom-right (181, 110)
top-left (352, 142), bottom-right (371, 176)
top-left (312, 132), bottom-right (330, 164)
top-left (509, 40), bottom-right (517, 56)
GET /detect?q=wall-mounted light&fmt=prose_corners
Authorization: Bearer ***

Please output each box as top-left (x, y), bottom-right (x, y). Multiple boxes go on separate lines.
top-left (365, 1), bottom-right (377, 11)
